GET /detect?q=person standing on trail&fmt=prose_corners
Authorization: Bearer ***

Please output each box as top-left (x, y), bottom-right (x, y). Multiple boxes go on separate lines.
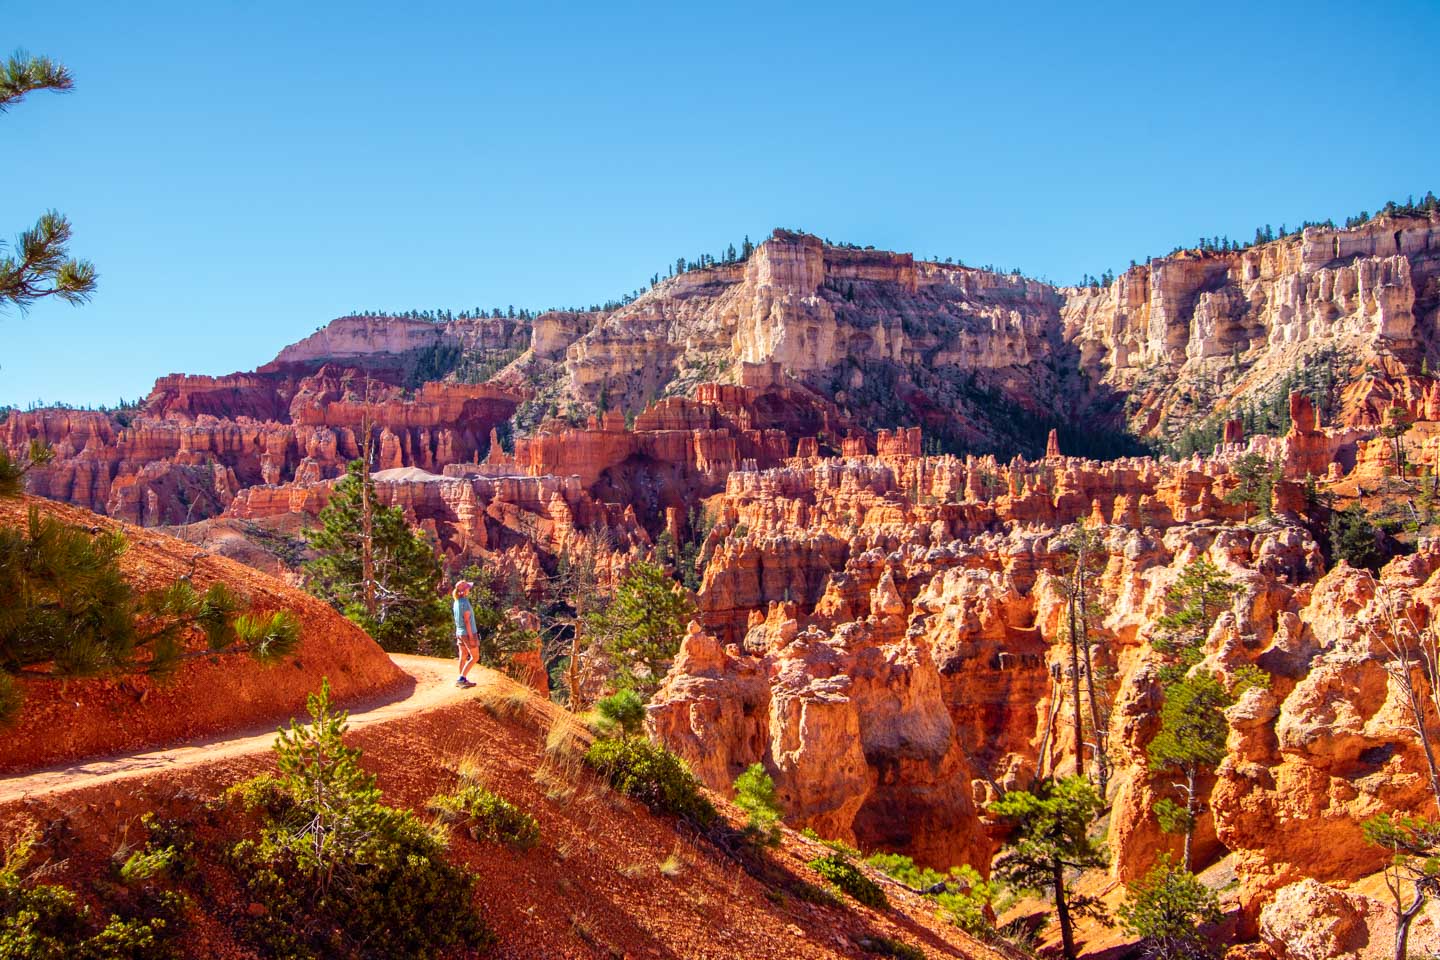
top-left (452, 580), bottom-right (478, 689)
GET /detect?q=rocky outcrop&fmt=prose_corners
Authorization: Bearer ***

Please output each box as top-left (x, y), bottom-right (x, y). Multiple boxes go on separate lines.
top-left (496, 217), bottom-right (1440, 450)
top-left (261, 314), bottom-right (529, 374)
top-left (3, 366), bottom-right (518, 526)
top-left (651, 574), bottom-right (992, 869)
top-left (1062, 215), bottom-right (1440, 442)
top-left (1211, 545), bottom-right (1440, 919)
top-left (654, 431), bottom-right (1440, 952)
top-left (1258, 879), bottom-right (1440, 960)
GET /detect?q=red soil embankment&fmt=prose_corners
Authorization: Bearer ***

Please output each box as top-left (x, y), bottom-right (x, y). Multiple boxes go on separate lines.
top-left (0, 670), bottom-right (1004, 960)
top-left (0, 495), bottom-right (403, 775)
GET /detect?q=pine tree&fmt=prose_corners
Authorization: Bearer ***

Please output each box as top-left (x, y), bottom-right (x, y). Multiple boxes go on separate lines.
top-left (236, 679), bottom-right (487, 955)
top-left (1152, 557), bottom-right (1237, 678)
top-left (1056, 525), bottom-right (1110, 792)
top-left (586, 560), bottom-right (694, 698)
top-left (1148, 670), bottom-right (1233, 871)
top-left (1223, 452), bottom-right (1278, 520)
top-left (1331, 504), bottom-right (1387, 572)
top-left (1362, 814), bottom-right (1440, 960)
top-left (1117, 855), bottom-right (1223, 959)
top-left (304, 460), bottom-right (447, 654)
top-left (991, 776), bottom-right (1108, 960)
top-left (1, 51), bottom-right (96, 311)
top-left (0, 477), bottom-right (299, 724)
top-left (1381, 403), bottom-right (1414, 476)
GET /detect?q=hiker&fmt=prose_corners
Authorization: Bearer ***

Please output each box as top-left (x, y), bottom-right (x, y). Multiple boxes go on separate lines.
top-left (452, 580), bottom-right (478, 688)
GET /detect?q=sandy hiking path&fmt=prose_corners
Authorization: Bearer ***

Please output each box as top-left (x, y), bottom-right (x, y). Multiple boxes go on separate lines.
top-left (0, 654), bottom-right (484, 803)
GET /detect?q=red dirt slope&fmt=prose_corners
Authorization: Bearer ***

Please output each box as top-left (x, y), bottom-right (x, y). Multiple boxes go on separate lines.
top-left (0, 494), bottom-right (403, 774)
top-left (0, 670), bottom-right (1006, 960)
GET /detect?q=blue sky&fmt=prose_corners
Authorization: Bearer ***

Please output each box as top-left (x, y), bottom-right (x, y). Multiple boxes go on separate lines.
top-left (4, 1), bottom-right (1438, 408)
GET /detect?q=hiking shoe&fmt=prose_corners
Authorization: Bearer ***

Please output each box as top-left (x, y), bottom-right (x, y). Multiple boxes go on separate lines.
top-left (456, 677), bottom-right (476, 689)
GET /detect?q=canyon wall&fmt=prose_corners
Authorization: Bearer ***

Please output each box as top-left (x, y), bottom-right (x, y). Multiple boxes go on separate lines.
top-left (651, 415), bottom-right (1440, 938)
top-left (1061, 216), bottom-right (1440, 441)
top-left (8, 215), bottom-right (1440, 955)
top-left (2, 366), bottom-right (517, 526)
top-left (493, 215), bottom-right (1440, 451)
top-left (11, 213), bottom-right (1440, 531)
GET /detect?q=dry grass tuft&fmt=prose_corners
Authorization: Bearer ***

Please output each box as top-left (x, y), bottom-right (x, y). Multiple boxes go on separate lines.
top-left (544, 713), bottom-right (590, 763)
top-left (473, 680), bottom-right (533, 723)
top-left (533, 763), bottom-right (577, 802)
top-left (452, 750), bottom-right (490, 786)
top-left (658, 849), bottom-right (685, 878)
top-left (532, 710), bottom-right (594, 802)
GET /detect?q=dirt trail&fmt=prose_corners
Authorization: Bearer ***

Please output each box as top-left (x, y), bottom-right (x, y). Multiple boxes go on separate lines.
top-left (0, 654), bottom-right (475, 804)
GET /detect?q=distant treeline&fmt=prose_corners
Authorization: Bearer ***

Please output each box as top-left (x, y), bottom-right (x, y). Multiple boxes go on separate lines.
top-left (1077, 190), bottom-right (1437, 289)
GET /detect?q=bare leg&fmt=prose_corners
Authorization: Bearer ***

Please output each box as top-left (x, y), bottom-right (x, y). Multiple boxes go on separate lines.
top-left (458, 639), bottom-right (476, 680)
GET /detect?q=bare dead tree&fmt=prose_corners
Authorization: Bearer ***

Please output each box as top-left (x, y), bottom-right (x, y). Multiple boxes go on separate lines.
top-left (1370, 578), bottom-right (1440, 808)
top-left (1365, 575), bottom-right (1440, 960)
top-left (1059, 525), bottom-right (1110, 793)
top-left (357, 375), bottom-right (378, 619)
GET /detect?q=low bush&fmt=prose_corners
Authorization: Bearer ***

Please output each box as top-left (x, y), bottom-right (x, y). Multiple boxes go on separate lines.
top-left (117, 846), bottom-right (180, 887)
top-left (858, 935), bottom-right (924, 960)
top-left (430, 785), bottom-right (540, 849)
top-left (865, 852), bottom-right (996, 935)
top-left (787, 879), bottom-right (842, 908)
top-left (800, 827), bottom-right (861, 858)
top-left (807, 853), bottom-right (887, 910)
top-left (0, 826), bottom-right (185, 960)
top-left (229, 680), bottom-right (490, 960)
top-left (584, 737), bottom-right (715, 827)
top-left (1117, 855), bottom-right (1222, 960)
top-left (732, 763), bottom-right (782, 846)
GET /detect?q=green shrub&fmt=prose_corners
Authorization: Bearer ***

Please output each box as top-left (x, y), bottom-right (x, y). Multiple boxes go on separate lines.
top-left (934, 871), bottom-right (999, 936)
top-left (858, 935), bottom-right (924, 960)
top-left (801, 827), bottom-right (862, 858)
top-left (865, 852), bottom-right (995, 935)
top-left (807, 853), bottom-right (887, 910)
top-left (0, 827), bottom-right (184, 960)
top-left (229, 680), bottom-right (490, 959)
top-left (1117, 856), bottom-right (1222, 959)
top-left (117, 847), bottom-right (179, 886)
top-left (732, 763), bottom-right (782, 845)
top-left (593, 689), bottom-right (646, 739)
top-left (864, 851), bottom-right (945, 888)
top-left (113, 814), bottom-right (195, 889)
top-left (223, 773), bottom-right (290, 816)
top-left (787, 880), bottom-right (842, 908)
top-left (584, 737), bottom-right (715, 826)
top-left (430, 785), bottom-right (540, 849)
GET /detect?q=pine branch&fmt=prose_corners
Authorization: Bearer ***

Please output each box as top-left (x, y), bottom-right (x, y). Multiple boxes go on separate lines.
top-left (1, 210), bottom-right (97, 310)
top-left (0, 50), bottom-right (72, 112)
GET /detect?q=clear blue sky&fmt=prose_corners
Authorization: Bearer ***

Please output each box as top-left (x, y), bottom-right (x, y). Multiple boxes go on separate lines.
top-left (4, 1), bottom-right (1438, 408)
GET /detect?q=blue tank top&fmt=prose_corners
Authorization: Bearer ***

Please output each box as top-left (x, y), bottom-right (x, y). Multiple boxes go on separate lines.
top-left (453, 596), bottom-right (474, 633)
